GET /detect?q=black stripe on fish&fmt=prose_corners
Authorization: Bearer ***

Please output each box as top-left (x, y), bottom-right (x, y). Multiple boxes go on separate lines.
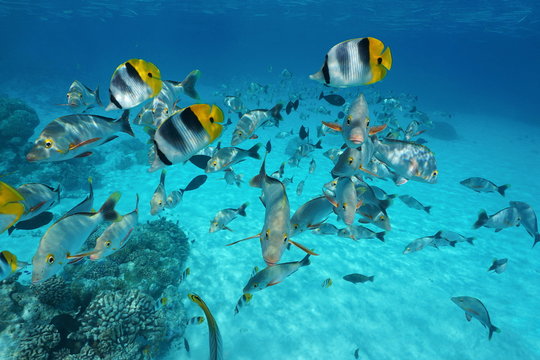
top-left (109, 92), bottom-right (122, 109)
top-left (125, 61), bottom-right (145, 86)
top-left (336, 42), bottom-right (350, 79)
top-left (158, 116), bottom-right (190, 155)
top-left (357, 38), bottom-right (370, 65)
top-left (154, 140), bottom-right (173, 166)
top-left (322, 55), bottom-right (330, 84)
top-left (180, 107), bottom-right (205, 134)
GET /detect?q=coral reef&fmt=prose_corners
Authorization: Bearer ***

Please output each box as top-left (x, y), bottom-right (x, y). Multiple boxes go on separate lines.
top-left (2, 218), bottom-right (190, 359)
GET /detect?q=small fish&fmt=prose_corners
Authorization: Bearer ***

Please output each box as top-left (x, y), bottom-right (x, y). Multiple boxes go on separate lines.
top-left (8, 212), bottom-right (54, 235)
top-left (209, 202), bottom-right (248, 232)
top-left (434, 230), bottom-right (475, 245)
top-left (319, 92), bottom-right (345, 106)
top-left (309, 158), bottom-right (316, 174)
top-left (223, 168), bottom-right (243, 187)
top-left (63, 80), bottom-right (102, 112)
top-left (357, 203), bottom-right (391, 231)
top-left (282, 176), bottom-right (294, 188)
top-left (180, 267), bottom-right (191, 283)
top-left (296, 179), bottom-right (305, 196)
top-left (321, 278), bottom-right (333, 288)
top-left (373, 138), bottom-right (438, 184)
top-left (473, 207), bottom-right (520, 232)
top-left (106, 58), bottom-right (162, 110)
top-left (509, 201), bottom-right (539, 247)
top-left (224, 95), bottom-right (245, 113)
top-left (150, 104), bottom-right (224, 172)
top-left (290, 196), bottom-right (334, 236)
top-left (243, 254), bottom-right (311, 293)
top-left (342, 273), bottom-right (374, 284)
top-left (32, 192), bottom-right (121, 283)
top-left (451, 296), bottom-right (500, 340)
top-left (488, 258), bottom-right (508, 274)
top-left (150, 170), bottom-right (167, 216)
top-left (337, 225), bottom-right (385, 242)
top-left (354, 348), bottom-right (360, 359)
top-left (326, 177), bottom-right (361, 225)
top-left (187, 293), bottom-right (223, 360)
top-left (402, 236), bottom-right (437, 254)
top-left (26, 111), bottom-right (133, 162)
top-left (231, 105), bottom-right (283, 146)
top-left (90, 195), bottom-right (139, 260)
top-left (189, 316), bottom-right (205, 325)
top-left (310, 37), bottom-right (392, 87)
top-left (323, 148), bottom-right (344, 164)
top-left (285, 99), bottom-right (299, 114)
top-left (184, 338), bottom-right (190, 354)
top-left (276, 129), bottom-right (294, 138)
top-left (460, 177), bottom-right (510, 196)
top-left (331, 147), bottom-right (363, 177)
top-left (311, 223), bottom-right (339, 235)
top-left (299, 125), bottom-right (309, 140)
top-left (14, 182), bottom-right (61, 223)
top-left (398, 195), bottom-right (431, 214)
top-left (234, 293), bottom-right (254, 315)
top-left (205, 143), bottom-right (262, 173)
top-left (271, 162), bottom-right (286, 179)
top-left (0, 250), bottom-right (27, 281)
top-left (265, 140), bottom-right (272, 154)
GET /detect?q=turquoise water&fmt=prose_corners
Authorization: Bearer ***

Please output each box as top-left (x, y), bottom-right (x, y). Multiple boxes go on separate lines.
top-left (1, 1), bottom-right (539, 359)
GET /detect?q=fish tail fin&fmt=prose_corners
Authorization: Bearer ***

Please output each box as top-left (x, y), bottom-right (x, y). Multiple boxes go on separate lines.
top-left (94, 86), bottom-right (103, 107)
top-left (314, 139), bottom-right (322, 149)
top-left (270, 104), bottom-right (283, 122)
top-left (376, 231), bottom-right (385, 242)
top-left (449, 241), bottom-right (457, 247)
top-left (134, 193), bottom-right (140, 212)
top-left (183, 175), bottom-right (208, 192)
top-left (237, 202), bottom-right (249, 217)
top-left (473, 210), bottom-right (488, 229)
top-left (249, 155), bottom-right (267, 188)
top-left (118, 110), bottom-right (134, 137)
top-left (466, 237), bottom-right (475, 245)
top-left (497, 184), bottom-right (510, 196)
top-left (379, 199), bottom-right (392, 211)
top-left (248, 143), bottom-right (262, 160)
top-left (489, 325), bottom-right (501, 340)
top-left (533, 233), bottom-right (540, 248)
top-left (159, 170), bottom-right (166, 187)
top-left (300, 254), bottom-right (311, 267)
top-left (369, 276), bottom-right (375, 282)
top-left (318, 92), bottom-right (324, 100)
top-left (99, 192), bottom-right (121, 222)
top-left (381, 45), bottom-right (392, 70)
top-left (424, 206), bottom-right (432, 214)
top-left (180, 69), bottom-right (201, 100)
top-left (7, 226), bottom-right (15, 235)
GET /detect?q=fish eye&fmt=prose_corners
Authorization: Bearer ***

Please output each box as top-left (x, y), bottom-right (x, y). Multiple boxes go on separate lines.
top-left (265, 230), bottom-right (270, 239)
top-left (148, 72), bottom-right (153, 78)
top-left (346, 116), bottom-right (351, 125)
top-left (348, 157), bottom-right (353, 165)
top-left (209, 117), bottom-right (214, 123)
top-left (365, 117), bottom-right (370, 126)
top-left (342, 204), bottom-right (347, 209)
top-left (44, 139), bottom-right (53, 149)
top-left (283, 235), bottom-right (288, 243)
top-left (432, 170), bottom-right (438, 177)
top-left (293, 224), bottom-right (298, 230)
top-left (105, 241), bottom-right (112, 248)
top-left (212, 161), bottom-right (217, 167)
top-left (380, 215), bottom-right (386, 221)
top-left (377, 57), bottom-right (382, 64)
top-left (158, 200), bottom-right (163, 206)
top-left (253, 283), bottom-right (258, 288)
top-left (66, 93), bottom-right (70, 98)
top-left (46, 254), bottom-right (55, 264)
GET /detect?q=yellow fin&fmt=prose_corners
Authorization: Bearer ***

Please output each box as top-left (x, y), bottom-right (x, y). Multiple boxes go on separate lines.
top-left (1, 251), bottom-right (18, 272)
top-left (0, 181), bottom-right (24, 204)
top-left (0, 203), bottom-right (25, 231)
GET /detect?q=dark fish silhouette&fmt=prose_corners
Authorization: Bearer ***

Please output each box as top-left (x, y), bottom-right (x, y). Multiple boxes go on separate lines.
top-left (8, 211), bottom-right (54, 235)
top-left (319, 92), bottom-right (345, 106)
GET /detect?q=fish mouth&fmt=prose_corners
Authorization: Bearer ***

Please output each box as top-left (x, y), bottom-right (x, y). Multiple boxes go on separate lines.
top-left (349, 135), bottom-right (364, 144)
top-left (26, 153), bottom-right (38, 162)
top-left (264, 257), bottom-right (277, 266)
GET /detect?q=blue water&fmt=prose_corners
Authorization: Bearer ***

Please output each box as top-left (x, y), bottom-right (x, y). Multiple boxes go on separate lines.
top-left (1, 1), bottom-right (539, 359)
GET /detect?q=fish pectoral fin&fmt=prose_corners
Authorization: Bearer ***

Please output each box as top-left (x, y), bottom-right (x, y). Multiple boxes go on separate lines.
top-left (356, 200), bottom-right (363, 209)
top-left (119, 228), bottom-right (134, 247)
top-left (68, 257), bottom-right (85, 264)
top-left (288, 239), bottom-right (319, 256)
top-left (75, 152), bottom-right (93, 158)
top-left (322, 121), bottom-right (342, 132)
top-left (66, 250), bottom-right (99, 259)
top-left (307, 219), bottom-right (328, 229)
top-left (465, 313), bottom-right (472, 322)
top-left (69, 137), bottom-right (101, 150)
top-left (368, 124), bottom-right (387, 135)
top-left (223, 226), bottom-right (234, 232)
top-left (267, 281), bottom-right (282, 287)
top-left (225, 233), bottom-right (260, 246)
top-left (358, 165), bottom-right (380, 178)
top-left (324, 194), bottom-right (338, 208)
top-left (28, 201), bottom-right (46, 212)
top-left (250, 134), bottom-right (259, 139)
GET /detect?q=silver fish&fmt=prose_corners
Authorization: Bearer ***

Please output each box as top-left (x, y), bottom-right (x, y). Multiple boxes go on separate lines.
top-left (231, 105), bottom-right (282, 146)
top-left (223, 168), bottom-right (243, 187)
top-left (64, 80), bottom-right (102, 112)
top-left (473, 207), bottom-right (520, 232)
top-left (357, 203), bottom-right (391, 231)
top-left (243, 254), bottom-right (311, 293)
top-left (509, 201), bottom-right (539, 247)
top-left (309, 158), bottom-right (317, 174)
top-left (205, 143), bottom-right (262, 173)
top-left (326, 177), bottom-right (359, 225)
top-left (290, 196), bottom-right (334, 236)
top-left (26, 111), bottom-right (133, 162)
top-left (403, 235), bottom-right (436, 254)
top-left (296, 179), bottom-right (305, 196)
top-left (311, 223), bottom-right (339, 235)
top-left (488, 258), bottom-right (508, 274)
top-left (434, 230), bottom-right (475, 245)
top-left (398, 195), bottom-right (431, 214)
top-left (460, 177), bottom-right (509, 196)
top-left (451, 296), bottom-right (500, 340)
top-left (337, 225), bottom-right (385, 242)
top-left (16, 183), bottom-right (60, 222)
top-left (209, 202), bottom-right (248, 232)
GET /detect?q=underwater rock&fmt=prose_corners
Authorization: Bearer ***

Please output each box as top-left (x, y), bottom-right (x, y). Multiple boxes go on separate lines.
top-left (69, 289), bottom-right (166, 359)
top-left (14, 324), bottom-right (60, 360)
top-left (425, 121), bottom-right (459, 140)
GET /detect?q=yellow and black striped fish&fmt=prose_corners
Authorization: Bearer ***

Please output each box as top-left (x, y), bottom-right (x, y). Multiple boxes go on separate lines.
top-left (0, 182), bottom-right (25, 234)
top-left (106, 59), bottom-right (162, 110)
top-left (188, 293), bottom-right (223, 360)
top-left (0, 250), bottom-right (20, 281)
top-left (310, 37), bottom-right (392, 87)
top-left (149, 104), bottom-right (224, 172)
